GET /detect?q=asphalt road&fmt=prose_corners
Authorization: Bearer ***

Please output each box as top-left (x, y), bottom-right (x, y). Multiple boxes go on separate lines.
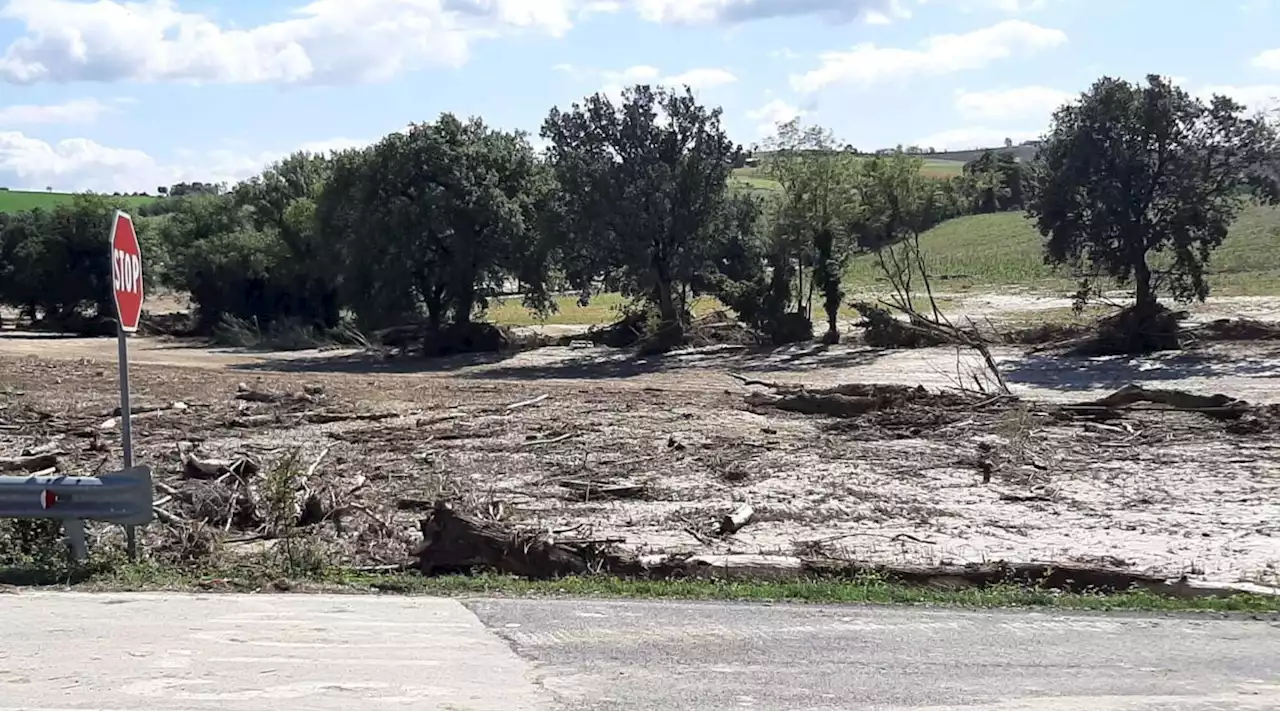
top-left (3, 592), bottom-right (1279, 710)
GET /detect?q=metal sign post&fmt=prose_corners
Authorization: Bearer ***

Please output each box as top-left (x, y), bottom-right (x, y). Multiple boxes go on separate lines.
top-left (109, 210), bottom-right (144, 561)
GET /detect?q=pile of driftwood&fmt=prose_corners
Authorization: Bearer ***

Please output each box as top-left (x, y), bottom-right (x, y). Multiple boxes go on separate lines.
top-left (733, 375), bottom-right (997, 420)
top-left (736, 377), bottom-right (1261, 426)
top-left (410, 502), bottom-right (1272, 599)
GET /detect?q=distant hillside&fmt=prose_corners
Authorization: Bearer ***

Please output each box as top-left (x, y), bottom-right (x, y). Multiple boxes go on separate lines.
top-left (0, 189), bottom-right (159, 214)
top-left (924, 143), bottom-right (1041, 164)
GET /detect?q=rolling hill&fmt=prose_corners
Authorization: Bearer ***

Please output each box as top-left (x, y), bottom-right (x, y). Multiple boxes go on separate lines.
top-left (0, 189), bottom-right (159, 214)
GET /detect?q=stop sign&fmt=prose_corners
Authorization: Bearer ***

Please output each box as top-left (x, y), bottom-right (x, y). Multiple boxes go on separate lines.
top-left (110, 210), bottom-right (144, 333)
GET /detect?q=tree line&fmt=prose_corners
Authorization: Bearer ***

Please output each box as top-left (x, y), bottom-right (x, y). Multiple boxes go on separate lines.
top-left (1, 75), bottom-right (1275, 351)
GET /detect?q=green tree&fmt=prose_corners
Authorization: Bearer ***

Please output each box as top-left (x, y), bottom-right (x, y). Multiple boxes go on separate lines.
top-left (1027, 75), bottom-right (1280, 312)
top-left (0, 195), bottom-right (139, 329)
top-left (542, 84), bottom-right (740, 346)
top-left (234, 151), bottom-right (341, 328)
top-left (763, 118), bottom-right (863, 342)
top-left (321, 114), bottom-right (547, 346)
top-left (963, 150), bottom-right (1025, 213)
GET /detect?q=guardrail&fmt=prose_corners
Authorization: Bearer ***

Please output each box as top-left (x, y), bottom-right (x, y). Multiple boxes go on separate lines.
top-left (0, 466), bottom-right (154, 561)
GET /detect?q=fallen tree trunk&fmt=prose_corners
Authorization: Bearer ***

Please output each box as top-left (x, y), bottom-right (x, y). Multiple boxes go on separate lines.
top-left (410, 505), bottom-right (1277, 599)
top-left (413, 502), bottom-right (594, 579)
top-left (1061, 384), bottom-right (1250, 420)
top-left (183, 454), bottom-right (260, 480)
top-left (0, 453), bottom-right (58, 472)
top-left (719, 504), bottom-right (755, 535)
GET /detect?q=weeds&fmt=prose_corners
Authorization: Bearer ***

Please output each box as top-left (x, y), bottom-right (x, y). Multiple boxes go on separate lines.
top-left (212, 314), bottom-right (369, 351)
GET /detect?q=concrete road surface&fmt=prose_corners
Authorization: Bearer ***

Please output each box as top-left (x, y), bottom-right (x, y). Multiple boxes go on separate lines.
top-left (3, 593), bottom-right (1280, 710)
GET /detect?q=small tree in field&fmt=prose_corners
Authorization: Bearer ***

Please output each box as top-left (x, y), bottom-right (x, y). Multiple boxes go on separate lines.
top-left (1027, 75), bottom-right (1279, 318)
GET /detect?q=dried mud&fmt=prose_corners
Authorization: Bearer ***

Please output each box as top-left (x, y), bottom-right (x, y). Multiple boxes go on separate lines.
top-left (1, 333), bottom-right (1278, 588)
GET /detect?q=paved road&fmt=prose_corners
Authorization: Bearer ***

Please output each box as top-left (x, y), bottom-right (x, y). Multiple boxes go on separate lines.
top-left (3, 593), bottom-right (1280, 710)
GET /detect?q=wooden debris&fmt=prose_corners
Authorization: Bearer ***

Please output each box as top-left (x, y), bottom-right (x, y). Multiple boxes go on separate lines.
top-left (718, 504), bottom-right (755, 535)
top-left (228, 414), bottom-right (278, 428)
top-left (0, 453), bottom-right (58, 473)
top-left (100, 402), bottom-right (188, 430)
top-left (1061, 384), bottom-right (1251, 420)
top-left (506, 394), bottom-right (549, 411)
top-left (558, 480), bottom-right (646, 499)
top-left (301, 411), bottom-right (399, 425)
top-left (413, 502), bottom-right (593, 579)
top-left (183, 454), bottom-right (260, 480)
top-left (109, 402), bottom-right (188, 417)
top-left (523, 433), bottom-right (576, 447)
top-left (234, 382), bottom-right (317, 405)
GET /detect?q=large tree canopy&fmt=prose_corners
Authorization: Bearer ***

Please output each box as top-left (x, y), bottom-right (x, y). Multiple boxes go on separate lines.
top-left (321, 114), bottom-right (546, 339)
top-left (541, 84), bottom-right (740, 341)
top-left (1027, 74), bottom-right (1280, 310)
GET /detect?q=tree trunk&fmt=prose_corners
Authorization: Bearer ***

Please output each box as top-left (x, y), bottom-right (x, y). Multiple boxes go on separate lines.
top-left (656, 278), bottom-right (678, 326)
top-left (1133, 256), bottom-right (1155, 310)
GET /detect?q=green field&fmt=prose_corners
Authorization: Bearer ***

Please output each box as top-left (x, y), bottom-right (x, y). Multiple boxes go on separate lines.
top-left (730, 157), bottom-right (966, 193)
top-left (846, 205), bottom-right (1280, 297)
top-left (0, 189), bottom-right (158, 213)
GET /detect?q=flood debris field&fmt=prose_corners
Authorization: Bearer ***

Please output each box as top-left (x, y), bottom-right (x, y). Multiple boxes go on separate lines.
top-left (1, 343), bottom-right (1279, 591)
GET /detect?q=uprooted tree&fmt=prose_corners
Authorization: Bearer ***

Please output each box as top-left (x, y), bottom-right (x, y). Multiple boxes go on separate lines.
top-left (1026, 74), bottom-right (1280, 352)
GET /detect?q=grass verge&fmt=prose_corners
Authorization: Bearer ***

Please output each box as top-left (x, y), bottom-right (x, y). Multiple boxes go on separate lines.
top-left (5, 560), bottom-right (1278, 614)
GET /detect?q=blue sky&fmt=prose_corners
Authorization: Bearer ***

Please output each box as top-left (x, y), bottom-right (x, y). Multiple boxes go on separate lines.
top-left (0, 0), bottom-right (1278, 193)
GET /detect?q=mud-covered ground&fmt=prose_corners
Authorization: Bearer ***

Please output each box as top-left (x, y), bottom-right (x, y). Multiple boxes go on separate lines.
top-left (2, 331), bottom-right (1279, 588)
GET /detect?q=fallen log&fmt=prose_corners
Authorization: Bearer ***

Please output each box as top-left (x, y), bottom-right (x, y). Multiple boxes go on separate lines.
top-left (301, 411), bottom-right (399, 425)
top-left (0, 453), bottom-right (58, 472)
top-left (100, 403), bottom-right (188, 430)
top-left (234, 383), bottom-right (317, 405)
top-left (409, 506), bottom-right (1278, 599)
top-left (227, 414), bottom-right (279, 428)
top-left (718, 504), bottom-right (755, 535)
top-left (109, 401), bottom-right (188, 417)
top-left (183, 454), bottom-right (261, 480)
top-left (1061, 384), bottom-right (1251, 420)
top-left (412, 502), bottom-right (595, 579)
top-left (557, 480), bottom-right (646, 499)
top-left (745, 391), bottom-right (881, 418)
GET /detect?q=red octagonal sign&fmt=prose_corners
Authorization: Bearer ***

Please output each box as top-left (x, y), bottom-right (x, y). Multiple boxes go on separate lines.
top-left (110, 210), bottom-right (144, 333)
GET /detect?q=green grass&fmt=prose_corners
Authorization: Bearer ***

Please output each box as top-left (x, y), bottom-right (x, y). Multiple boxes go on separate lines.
top-left (8, 560), bottom-right (1277, 613)
top-left (482, 291), bottom-right (955, 327)
top-left (846, 204), bottom-right (1280, 297)
top-left (730, 158), bottom-right (965, 194)
top-left (0, 189), bottom-right (159, 213)
top-left (484, 293), bottom-right (721, 327)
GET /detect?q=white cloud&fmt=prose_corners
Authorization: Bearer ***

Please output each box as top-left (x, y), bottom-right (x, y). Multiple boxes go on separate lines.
top-left (630, 0), bottom-right (912, 25)
top-left (1197, 84), bottom-right (1280, 113)
top-left (954, 0), bottom-right (1048, 11)
top-left (558, 63), bottom-right (737, 99)
top-left (746, 99), bottom-right (805, 134)
top-left (1253, 48), bottom-right (1280, 71)
top-left (790, 20), bottom-right (1067, 93)
top-left (0, 0), bottom-right (578, 85)
top-left (912, 127), bottom-right (1040, 151)
top-left (663, 68), bottom-right (738, 89)
top-left (0, 98), bottom-right (118, 125)
top-left (0, 130), bottom-right (374, 193)
top-left (954, 86), bottom-right (1073, 121)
